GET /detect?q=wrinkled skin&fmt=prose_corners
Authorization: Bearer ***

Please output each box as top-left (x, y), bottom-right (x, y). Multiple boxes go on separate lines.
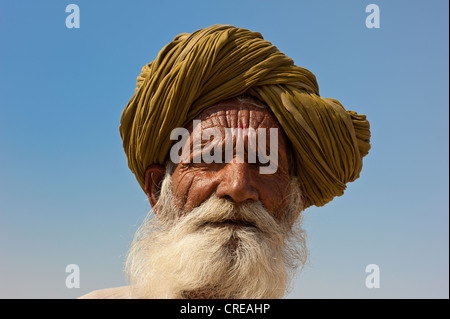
top-left (145, 97), bottom-right (292, 222)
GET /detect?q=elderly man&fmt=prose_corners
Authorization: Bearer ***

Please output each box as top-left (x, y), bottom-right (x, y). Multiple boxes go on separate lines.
top-left (79, 25), bottom-right (370, 299)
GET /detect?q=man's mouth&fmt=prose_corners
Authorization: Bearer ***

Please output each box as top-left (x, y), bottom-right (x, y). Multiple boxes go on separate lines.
top-left (201, 219), bottom-right (257, 229)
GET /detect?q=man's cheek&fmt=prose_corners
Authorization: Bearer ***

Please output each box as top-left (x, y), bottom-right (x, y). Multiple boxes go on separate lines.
top-left (171, 176), bottom-right (192, 211)
top-left (259, 178), bottom-right (290, 220)
top-left (172, 174), bottom-right (209, 213)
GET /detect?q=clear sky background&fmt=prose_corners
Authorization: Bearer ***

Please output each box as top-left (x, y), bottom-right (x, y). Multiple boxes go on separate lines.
top-left (0, 0), bottom-right (448, 299)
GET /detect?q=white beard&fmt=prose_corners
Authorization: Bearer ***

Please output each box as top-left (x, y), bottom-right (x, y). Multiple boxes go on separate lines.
top-left (125, 166), bottom-right (307, 299)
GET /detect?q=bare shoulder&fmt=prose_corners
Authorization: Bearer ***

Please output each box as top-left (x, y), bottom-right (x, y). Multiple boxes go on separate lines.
top-left (78, 285), bottom-right (134, 299)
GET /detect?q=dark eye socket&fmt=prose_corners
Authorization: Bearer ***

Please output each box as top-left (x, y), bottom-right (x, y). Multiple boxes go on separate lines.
top-left (248, 159), bottom-right (270, 168)
top-left (185, 144), bottom-right (272, 169)
top-left (257, 159), bottom-right (271, 167)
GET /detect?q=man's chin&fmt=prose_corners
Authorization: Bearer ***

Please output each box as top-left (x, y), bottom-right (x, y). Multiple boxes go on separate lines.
top-left (126, 221), bottom-right (289, 298)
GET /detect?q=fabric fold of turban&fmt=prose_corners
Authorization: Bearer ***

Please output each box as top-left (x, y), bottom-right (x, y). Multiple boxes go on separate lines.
top-left (119, 24), bottom-right (371, 208)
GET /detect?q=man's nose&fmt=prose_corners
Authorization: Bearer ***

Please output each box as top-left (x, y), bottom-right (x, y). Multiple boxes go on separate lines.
top-left (215, 162), bottom-right (259, 203)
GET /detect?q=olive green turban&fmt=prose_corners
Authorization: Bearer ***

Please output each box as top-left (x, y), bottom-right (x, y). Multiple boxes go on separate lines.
top-left (119, 24), bottom-right (370, 208)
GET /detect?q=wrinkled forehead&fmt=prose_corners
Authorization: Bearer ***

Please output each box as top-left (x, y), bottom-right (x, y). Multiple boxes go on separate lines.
top-left (185, 97), bottom-right (285, 133)
top-left (175, 97), bottom-right (292, 174)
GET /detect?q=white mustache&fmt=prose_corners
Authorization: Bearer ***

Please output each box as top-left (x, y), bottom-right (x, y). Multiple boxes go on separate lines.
top-left (170, 195), bottom-right (285, 238)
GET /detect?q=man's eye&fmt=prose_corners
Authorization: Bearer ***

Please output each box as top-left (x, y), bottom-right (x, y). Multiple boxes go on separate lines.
top-left (257, 160), bottom-right (271, 167)
top-left (248, 159), bottom-right (270, 168)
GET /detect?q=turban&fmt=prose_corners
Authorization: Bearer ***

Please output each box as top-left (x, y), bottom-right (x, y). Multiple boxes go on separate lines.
top-left (119, 25), bottom-right (371, 208)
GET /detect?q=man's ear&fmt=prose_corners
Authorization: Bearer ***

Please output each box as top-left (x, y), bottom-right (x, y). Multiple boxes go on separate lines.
top-left (144, 164), bottom-right (166, 208)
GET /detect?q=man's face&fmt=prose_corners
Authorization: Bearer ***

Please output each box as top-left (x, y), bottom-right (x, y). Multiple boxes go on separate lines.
top-left (126, 97), bottom-right (306, 299)
top-left (170, 97), bottom-right (292, 221)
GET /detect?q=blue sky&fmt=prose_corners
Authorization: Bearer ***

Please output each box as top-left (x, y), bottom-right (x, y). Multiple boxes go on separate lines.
top-left (0, 0), bottom-right (448, 298)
